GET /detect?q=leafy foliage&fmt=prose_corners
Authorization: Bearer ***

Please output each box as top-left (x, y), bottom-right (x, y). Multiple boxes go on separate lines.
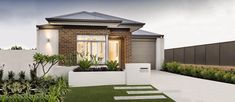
top-left (0, 64), bottom-right (4, 82)
top-left (64, 53), bottom-right (77, 66)
top-left (78, 58), bottom-right (92, 70)
top-left (33, 53), bottom-right (64, 78)
top-left (163, 62), bottom-right (235, 84)
top-left (106, 60), bottom-right (119, 71)
top-left (8, 71), bottom-right (15, 81)
top-left (10, 46), bottom-right (23, 50)
top-left (18, 71), bottom-right (26, 82)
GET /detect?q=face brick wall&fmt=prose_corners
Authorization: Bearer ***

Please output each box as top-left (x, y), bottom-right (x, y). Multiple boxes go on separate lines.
top-left (58, 26), bottom-right (131, 68)
top-left (109, 28), bottom-right (132, 68)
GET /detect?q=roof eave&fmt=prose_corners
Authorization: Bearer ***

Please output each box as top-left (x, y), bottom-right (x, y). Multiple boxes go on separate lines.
top-left (132, 35), bottom-right (164, 38)
top-left (46, 18), bottom-right (122, 23)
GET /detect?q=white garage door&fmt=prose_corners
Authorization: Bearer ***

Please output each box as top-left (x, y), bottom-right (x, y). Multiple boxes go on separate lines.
top-left (131, 38), bottom-right (156, 69)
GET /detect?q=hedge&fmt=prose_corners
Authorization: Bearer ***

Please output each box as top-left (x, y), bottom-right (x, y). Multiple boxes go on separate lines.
top-left (162, 62), bottom-right (235, 84)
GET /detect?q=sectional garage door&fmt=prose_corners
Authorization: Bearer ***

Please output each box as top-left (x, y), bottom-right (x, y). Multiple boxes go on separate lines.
top-left (131, 38), bottom-right (156, 69)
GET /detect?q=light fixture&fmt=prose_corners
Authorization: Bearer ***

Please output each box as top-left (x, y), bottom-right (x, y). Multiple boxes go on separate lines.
top-left (47, 38), bottom-right (50, 42)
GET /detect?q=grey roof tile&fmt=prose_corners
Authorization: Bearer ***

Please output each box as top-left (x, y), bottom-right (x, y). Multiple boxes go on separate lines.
top-left (47, 11), bottom-right (144, 25)
top-left (132, 30), bottom-right (163, 36)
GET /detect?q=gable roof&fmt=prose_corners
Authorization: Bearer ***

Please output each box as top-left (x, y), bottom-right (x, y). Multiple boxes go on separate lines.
top-left (132, 30), bottom-right (163, 37)
top-left (46, 11), bottom-right (145, 25)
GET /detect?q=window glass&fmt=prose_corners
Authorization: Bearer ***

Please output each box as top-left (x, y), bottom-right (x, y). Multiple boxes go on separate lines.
top-left (77, 35), bottom-right (105, 41)
top-left (77, 35), bottom-right (106, 63)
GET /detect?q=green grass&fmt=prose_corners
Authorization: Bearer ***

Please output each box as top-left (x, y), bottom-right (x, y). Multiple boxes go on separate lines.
top-left (64, 85), bottom-right (175, 102)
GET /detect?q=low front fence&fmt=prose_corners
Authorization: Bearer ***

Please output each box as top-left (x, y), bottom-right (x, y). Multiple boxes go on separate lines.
top-left (69, 63), bottom-right (151, 87)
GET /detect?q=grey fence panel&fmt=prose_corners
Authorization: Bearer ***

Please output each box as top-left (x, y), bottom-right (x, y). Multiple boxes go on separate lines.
top-left (184, 47), bottom-right (195, 64)
top-left (165, 41), bottom-right (235, 66)
top-left (165, 49), bottom-right (174, 62)
top-left (195, 46), bottom-right (206, 64)
top-left (173, 48), bottom-right (184, 63)
top-left (206, 44), bottom-right (220, 65)
top-left (220, 42), bottom-right (235, 66)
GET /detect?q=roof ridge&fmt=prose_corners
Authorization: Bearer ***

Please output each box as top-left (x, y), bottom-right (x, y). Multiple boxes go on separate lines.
top-left (49, 11), bottom-right (91, 18)
top-left (91, 12), bottom-right (144, 24)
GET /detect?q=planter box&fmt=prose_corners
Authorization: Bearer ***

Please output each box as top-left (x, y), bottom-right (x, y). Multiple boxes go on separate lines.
top-left (69, 71), bottom-right (125, 87)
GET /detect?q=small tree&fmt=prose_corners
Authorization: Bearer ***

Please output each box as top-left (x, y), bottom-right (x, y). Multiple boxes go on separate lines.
top-left (32, 53), bottom-right (64, 78)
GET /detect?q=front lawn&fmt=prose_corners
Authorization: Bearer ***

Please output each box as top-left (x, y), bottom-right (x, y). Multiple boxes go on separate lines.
top-left (64, 85), bottom-right (175, 102)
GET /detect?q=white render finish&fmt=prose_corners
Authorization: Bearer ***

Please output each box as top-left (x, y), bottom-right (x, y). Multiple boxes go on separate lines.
top-left (37, 29), bottom-right (59, 55)
top-left (114, 95), bottom-right (166, 100)
top-left (69, 63), bottom-right (152, 87)
top-left (0, 50), bottom-right (36, 79)
top-left (156, 38), bottom-right (164, 70)
top-left (0, 50), bottom-right (76, 79)
top-left (125, 63), bottom-right (151, 85)
top-left (69, 71), bottom-right (126, 87)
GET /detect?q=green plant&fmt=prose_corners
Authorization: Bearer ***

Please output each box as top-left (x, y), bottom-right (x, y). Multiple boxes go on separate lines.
top-left (106, 60), bottom-right (119, 71)
top-left (163, 62), bottom-right (235, 84)
top-left (8, 71), bottom-right (15, 81)
top-left (64, 53), bottom-right (77, 66)
top-left (165, 61), bottom-right (180, 73)
top-left (231, 75), bottom-right (235, 84)
top-left (78, 58), bottom-right (92, 70)
top-left (19, 71), bottom-right (26, 81)
top-left (0, 64), bottom-right (4, 82)
top-left (223, 73), bottom-right (232, 83)
top-left (7, 82), bottom-right (27, 94)
top-left (11, 45), bottom-right (23, 50)
top-left (33, 53), bottom-right (64, 78)
top-left (90, 55), bottom-right (103, 68)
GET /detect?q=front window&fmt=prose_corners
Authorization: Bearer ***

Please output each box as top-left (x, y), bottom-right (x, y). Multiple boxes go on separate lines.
top-left (77, 35), bottom-right (106, 63)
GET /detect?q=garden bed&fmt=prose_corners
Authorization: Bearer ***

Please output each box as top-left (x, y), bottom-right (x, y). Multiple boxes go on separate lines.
top-left (162, 62), bottom-right (235, 84)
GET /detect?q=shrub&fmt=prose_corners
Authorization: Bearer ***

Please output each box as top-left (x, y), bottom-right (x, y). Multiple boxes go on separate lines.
top-left (64, 53), bottom-right (77, 66)
top-left (0, 64), bottom-right (4, 82)
top-left (231, 75), bottom-right (235, 84)
top-left (8, 71), bottom-right (15, 81)
top-left (78, 58), bottom-right (92, 70)
top-left (11, 46), bottom-right (23, 50)
top-left (223, 73), bottom-right (232, 83)
top-left (19, 71), bottom-right (26, 81)
top-left (165, 61), bottom-right (180, 73)
top-left (106, 60), bottom-right (119, 71)
top-left (163, 62), bottom-right (235, 84)
top-left (214, 71), bottom-right (225, 81)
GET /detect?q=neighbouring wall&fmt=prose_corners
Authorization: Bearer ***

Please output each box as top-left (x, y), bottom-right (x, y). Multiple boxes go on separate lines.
top-left (0, 50), bottom-right (36, 79)
top-left (0, 50), bottom-right (75, 79)
top-left (165, 41), bottom-right (235, 66)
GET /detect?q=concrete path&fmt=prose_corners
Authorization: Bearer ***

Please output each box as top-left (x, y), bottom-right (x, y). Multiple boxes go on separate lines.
top-left (151, 71), bottom-right (235, 102)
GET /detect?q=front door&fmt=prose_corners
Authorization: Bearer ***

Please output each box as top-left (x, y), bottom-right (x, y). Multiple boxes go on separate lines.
top-left (108, 40), bottom-right (121, 63)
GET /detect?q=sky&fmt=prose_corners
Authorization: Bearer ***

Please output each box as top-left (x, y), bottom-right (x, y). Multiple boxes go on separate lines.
top-left (0, 0), bottom-right (235, 49)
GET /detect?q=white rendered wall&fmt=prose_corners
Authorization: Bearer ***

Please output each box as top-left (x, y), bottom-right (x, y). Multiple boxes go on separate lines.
top-left (156, 38), bottom-right (164, 70)
top-left (69, 71), bottom-right (126, 87)
top-left (0, 50), bottom-right (75, 79)
top-left (125, 63), bottom-right (151, 85)
top-left (37, 29), bottom-right (59, 55)
top-left (0, 50), bottom-right (36, 79)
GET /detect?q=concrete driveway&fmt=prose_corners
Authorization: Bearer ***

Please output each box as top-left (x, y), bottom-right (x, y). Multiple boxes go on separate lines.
top-left (151, 71), bottom-right (235, 102)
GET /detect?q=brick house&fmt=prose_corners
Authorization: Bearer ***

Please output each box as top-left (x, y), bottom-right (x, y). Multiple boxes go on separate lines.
top-left (37, 11), bottom-right (164, 70)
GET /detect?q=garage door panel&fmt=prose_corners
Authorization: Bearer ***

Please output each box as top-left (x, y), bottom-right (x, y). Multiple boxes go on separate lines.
top-left (131, 39), bottom-right (156, 69)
